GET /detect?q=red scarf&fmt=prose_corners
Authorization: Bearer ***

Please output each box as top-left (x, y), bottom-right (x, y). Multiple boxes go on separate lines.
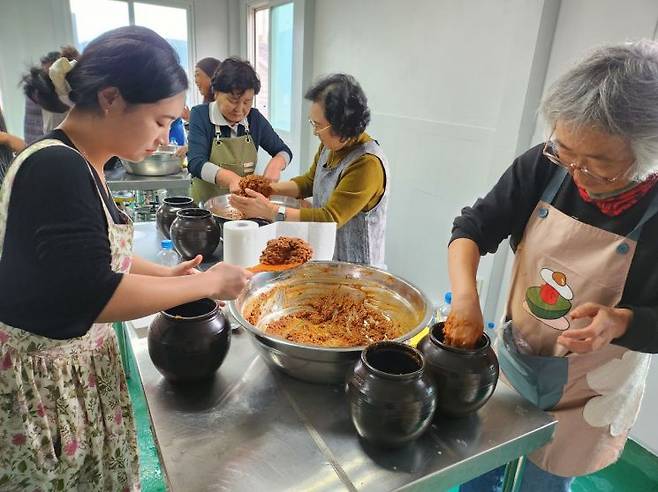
top-left (577, 175), bottom-right (658, 216)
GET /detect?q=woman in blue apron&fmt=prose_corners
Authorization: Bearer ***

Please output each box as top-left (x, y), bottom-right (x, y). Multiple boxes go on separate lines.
top-left (187, 57), bottom-right (292, 204)
top-left (451, 41), bottom-right (658, 491)
top-left (230, 74), bottom-right (390, 268)
top-left (0, 27), bottom-right (251, 490)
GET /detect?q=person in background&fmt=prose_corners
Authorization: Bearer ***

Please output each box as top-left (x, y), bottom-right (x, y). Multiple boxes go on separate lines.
top-left (187, 57), bottom-right (292, 204)
top-left (452, 41), bottom-right (658, 491)
top-left (21, 45), bottom-right (80, 135)
top-left (230, 74), bottom-right (389, 268)
top-left (0, 26), bottom-right (251, 490)
top-left (23, 50), bottom-right (60, 144)
top-left (181, 56), bottom-right (221, 123)
top-left (0, 104), bottom-right (26, 184)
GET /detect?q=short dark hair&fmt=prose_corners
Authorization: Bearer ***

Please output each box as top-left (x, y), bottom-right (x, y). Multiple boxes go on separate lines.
top-left (211, 57), bottom-right (260, 96)
top-left (22, 26), bottom-right (188, 114)
top-left (196, 57), bottom-right (221, 78)
top-left (305, 74), bottom-right (370, 140)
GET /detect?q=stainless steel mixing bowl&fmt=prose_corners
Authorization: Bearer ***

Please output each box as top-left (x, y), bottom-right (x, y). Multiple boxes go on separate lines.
top-left (122, 145), bottom-right (183, 176)
top-left (229, 261), bottom-right (433, 384)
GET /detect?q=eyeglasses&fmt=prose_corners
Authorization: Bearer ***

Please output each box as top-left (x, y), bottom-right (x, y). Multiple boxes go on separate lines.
top-left (308, 119), bottom-right (331, 135)
top-left (542, 132), bottom-right (634, 184)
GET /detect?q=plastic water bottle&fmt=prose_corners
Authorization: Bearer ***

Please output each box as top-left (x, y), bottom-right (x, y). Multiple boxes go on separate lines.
top-left (156, 239), bottom-right (181, 267)
top-left (437, 291), bottom-right (452, 321)
top-left (485, 321), bottom-right (497, 342)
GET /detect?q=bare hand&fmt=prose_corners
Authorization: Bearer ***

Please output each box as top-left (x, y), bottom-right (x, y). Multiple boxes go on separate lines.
top-left (229, 189), bottom-right (274, 220)
top-left (170, 255), bottom-right (202, 276)
top-left (557, 302), bottom-right (632, 353)
top-left (263, 156), bottom-right (286, 182)
top-left (220, 171), bottom-right (242, 194)
top-left (182, 105), bottom-right (190, 122)
top-left (443, 293), bottom-right (484, 348)
top-left (174, 145), bottom-right (188, 158)
top-left (203, 262), bottom-right (253, 300)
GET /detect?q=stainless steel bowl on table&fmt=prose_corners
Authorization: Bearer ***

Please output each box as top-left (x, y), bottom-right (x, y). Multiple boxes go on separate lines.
top-left (229, 261), bottom-right (433, 384)
top-left (122, 145), bottom-right (183, 176)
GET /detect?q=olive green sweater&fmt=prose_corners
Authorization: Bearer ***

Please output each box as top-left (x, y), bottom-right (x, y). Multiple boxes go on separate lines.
top-left (291, 133), bottom-right (385, 227)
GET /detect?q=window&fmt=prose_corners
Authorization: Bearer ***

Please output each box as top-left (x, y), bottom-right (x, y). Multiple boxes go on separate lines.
top-left (70, 0), bottom-right (191, 92)
top-left (70, 0), bottom-right (130, 51)
top-left (248, 2), bottom-right (294, 132)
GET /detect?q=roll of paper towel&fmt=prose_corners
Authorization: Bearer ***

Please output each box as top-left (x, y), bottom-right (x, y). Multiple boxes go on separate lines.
top-left (223, 220), bottom-right (260, 267)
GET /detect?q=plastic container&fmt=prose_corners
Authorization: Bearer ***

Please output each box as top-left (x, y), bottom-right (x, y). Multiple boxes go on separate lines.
top-left (157, 239), bottom-right (181, 267)
top-left (437, 291), bottom-right (452, 321)
top-left (485, 321), bottom-right (497, 342)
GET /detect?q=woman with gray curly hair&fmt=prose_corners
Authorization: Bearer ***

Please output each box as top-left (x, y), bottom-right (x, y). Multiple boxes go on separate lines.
top-left (231, 73), bottom-right (389, 267)
top-left (450, 40), bottom-right (658, 491)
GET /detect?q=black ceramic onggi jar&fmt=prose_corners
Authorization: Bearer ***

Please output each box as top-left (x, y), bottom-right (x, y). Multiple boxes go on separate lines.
top-left (418, 322), bottom-right (499, 417)
top-left (170, 208), bottom-right (221, 260)
top-left (156, 196), bottom-right (195, 239)
top-left (148, 298), bottom-right (230, 383)
top-left (346, 341), bottom-right (436, 448)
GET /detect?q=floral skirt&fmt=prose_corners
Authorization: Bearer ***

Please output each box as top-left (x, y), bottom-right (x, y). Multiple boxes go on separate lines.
top-left (0, 323), bottom-right (139, 491)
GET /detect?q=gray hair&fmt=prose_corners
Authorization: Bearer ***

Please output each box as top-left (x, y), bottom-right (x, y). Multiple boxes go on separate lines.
top-left (541, 40), bottom-right (658, 181)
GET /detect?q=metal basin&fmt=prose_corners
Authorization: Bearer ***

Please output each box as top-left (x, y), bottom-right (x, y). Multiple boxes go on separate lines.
top-left (229, 261), bottom-right (432, 384)
top-left (204, 193), bottom-right (303, 220)
top-left (123, 145), bottom-right (183, 176)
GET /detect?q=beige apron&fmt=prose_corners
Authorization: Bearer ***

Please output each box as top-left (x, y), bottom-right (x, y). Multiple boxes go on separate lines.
top-left (190, 125), bottom-right (258, 205)
top-left (499, 168), bottom-right (654, 477)
top-left (0, 140), bottom-right (140, 490)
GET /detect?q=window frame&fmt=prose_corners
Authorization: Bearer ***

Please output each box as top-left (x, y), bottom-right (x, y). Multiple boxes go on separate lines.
top-left (69, 0), bottom-right (198, 104)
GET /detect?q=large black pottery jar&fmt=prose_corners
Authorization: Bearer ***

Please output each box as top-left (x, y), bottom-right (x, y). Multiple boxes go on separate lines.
top-left (156, 196), bottom-right (195, 239)
top-left (148, 298), bottom-right (231, 383)
top-left (346, 341), bottom-right (436, 448)
top-left (170, 208), bottom-right (220, 259)
top-left (418, 322), bottom-right (499, 417)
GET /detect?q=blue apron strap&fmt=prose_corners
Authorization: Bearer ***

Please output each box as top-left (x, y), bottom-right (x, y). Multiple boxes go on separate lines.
top-left (627, 189), bottom-right (658, 241)
top-left (541, 167), bottom-right (569, 204)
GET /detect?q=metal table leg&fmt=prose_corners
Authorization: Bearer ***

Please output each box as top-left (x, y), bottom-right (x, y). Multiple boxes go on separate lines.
top-left (502, 456), bottom-right (526, 492)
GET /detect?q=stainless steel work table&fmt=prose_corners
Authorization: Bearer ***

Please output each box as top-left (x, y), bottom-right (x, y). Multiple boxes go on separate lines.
top-left (106, 163), bottom-right (191, 193)
top-left (127, 222), bottom-right (556, 491)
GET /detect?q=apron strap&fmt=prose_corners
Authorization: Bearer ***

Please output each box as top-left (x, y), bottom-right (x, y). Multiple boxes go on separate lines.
top-left (541, 167), bottom-right (568, 204)
top-left (627, 187), bottom-right (658, 241)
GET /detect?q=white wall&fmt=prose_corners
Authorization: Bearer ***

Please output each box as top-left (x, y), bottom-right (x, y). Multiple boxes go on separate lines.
top-left (0, 0), bottom-right (234, 138)
top-left (306, 0), bottom-right (556, 315)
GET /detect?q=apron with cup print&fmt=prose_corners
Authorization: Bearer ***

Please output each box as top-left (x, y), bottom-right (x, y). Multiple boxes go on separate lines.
top-left (0, 139), bottom-right (140, 491)
top-left (498, 168), bottom-right (654, 476)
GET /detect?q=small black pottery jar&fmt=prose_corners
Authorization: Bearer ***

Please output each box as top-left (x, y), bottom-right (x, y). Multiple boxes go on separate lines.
top-left (156, 196), bottom-right (195, 239)
top-left (346, 341), bottom-right (436, 448)
top-left (170, 208), bottom-right (221, 260)
top-left (418, 322), bottom-right (499, 417)
top-left (148, 298), bottom-right (231, 383)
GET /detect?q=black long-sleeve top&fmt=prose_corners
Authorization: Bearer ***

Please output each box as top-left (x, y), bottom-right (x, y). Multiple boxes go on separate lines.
top-left (0, 130), bottom-right (124, 339)
top-left (451, 143), bottom-right (658, 353)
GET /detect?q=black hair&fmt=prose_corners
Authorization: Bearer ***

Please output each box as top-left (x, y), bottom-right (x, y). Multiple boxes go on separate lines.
top-left (305, 74), bottom-right (370, 139)
top-left (22, 26), bottom-right (187, 114)
top-left (211, 57), bottom-right (260, 96)
top-left (196, 57), bottom-right (221, 78)
top-left (22, 47), bottom-right (80, 113)
top-left (0, 105), bottom-right (6, 133)
top-left (67, 26), bottom-right (188, 110)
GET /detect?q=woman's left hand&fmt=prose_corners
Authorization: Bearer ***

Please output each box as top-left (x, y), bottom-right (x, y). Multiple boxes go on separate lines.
top-left (230, 189), bottom-right (275, 220)
top-left (263, 155), bottom-right (286, 182)
top-left (170, 254), bottom-right (202, 276)
top-left (557, 303), bottom-right (633, 353)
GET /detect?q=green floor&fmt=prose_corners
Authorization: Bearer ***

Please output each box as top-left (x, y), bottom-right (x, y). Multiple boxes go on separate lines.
top-left (117, 324), bottom-right (658, 492)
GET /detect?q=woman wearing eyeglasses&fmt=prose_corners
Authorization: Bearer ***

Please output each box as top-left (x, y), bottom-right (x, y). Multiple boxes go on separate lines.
top-left (452, 41), bottom-right (658, 491)
top-left (230, 73), bottom-right (389, 268)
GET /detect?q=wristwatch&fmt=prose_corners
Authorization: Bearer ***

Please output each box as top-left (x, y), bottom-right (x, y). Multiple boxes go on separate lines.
top-left (275, 205), bottom-right (286, 222)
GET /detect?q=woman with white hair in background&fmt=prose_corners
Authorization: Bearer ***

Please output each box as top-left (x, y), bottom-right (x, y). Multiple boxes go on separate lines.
top-left (450, 40), bottom-right (658, 491)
